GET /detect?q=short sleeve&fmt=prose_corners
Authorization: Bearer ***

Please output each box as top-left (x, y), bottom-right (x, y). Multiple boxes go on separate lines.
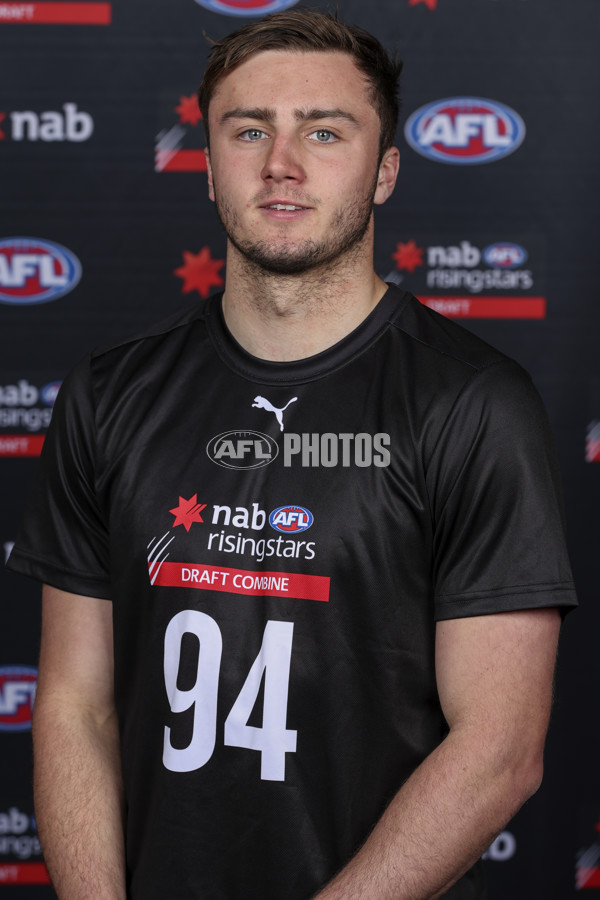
top-left (428, 360), bottom-right (577, 620)
top-left (7, 355), bottom-right (111, 599)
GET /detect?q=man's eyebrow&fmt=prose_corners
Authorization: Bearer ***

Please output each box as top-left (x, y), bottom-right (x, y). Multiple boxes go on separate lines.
top-left (219, 108), bottom-right (277, 125)
top-left (219, 107), bottom-right (360, 127)
top-left (294, 108), bottom-right (360, 127)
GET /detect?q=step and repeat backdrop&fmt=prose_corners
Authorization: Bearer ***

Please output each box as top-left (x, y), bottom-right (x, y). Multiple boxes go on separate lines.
top-left (1, 0), bottom-right (599, 896)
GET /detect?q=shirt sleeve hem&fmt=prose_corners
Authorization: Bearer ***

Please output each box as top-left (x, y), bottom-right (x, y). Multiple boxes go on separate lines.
top-left (435, 583), bottom-right (578, 621)
top-left (6, 549), bottom-right (111, 601)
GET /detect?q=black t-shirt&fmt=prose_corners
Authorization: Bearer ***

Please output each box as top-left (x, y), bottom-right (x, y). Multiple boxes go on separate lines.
top-left (8, 287), bottom-right (577, 899)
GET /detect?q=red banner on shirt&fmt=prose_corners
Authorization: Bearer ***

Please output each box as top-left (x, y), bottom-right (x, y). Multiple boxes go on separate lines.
top-left (151, 562), bottom-right (330, 603)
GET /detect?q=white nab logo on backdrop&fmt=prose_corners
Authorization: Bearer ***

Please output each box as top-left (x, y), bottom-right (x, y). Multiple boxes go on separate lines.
top-left (0, 103), bottom-right (93, 142)
top-left (405, 97), bottom-right (525, 164)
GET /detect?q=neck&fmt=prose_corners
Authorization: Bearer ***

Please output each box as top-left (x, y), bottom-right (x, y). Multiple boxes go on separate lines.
top-left (221, 232), bottom-right (388, 362)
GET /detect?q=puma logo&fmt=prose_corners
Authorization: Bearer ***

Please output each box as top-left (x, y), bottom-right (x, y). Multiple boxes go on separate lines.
top-left (252, 395), bottom-right (297, 432)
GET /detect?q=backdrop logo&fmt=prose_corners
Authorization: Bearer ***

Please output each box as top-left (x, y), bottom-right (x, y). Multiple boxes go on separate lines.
top-left (0, 667), bottom-right (37, 732)
top-left (404, 97), bottom-right (525, 164)
top-left (0, 238), bottom-right (81, 305)
top-left (482, 242), bottom-right (527, 269)
top-left (207, 431), bottom-right (279, 468)
top-left (0, 2), bottom-right (111, 24)
top-left (0, 103), bottom-right (93, 142)
top-left (386, 234), bottom-right (545, 320)
top-left (193, 0), bottom-right (298, 17)
top-left (269, 506), bottom-right (314, 533)
top-left (155, 92), bottom-right (207, 173)
top-left (576, 814), bottom-right (600, 889)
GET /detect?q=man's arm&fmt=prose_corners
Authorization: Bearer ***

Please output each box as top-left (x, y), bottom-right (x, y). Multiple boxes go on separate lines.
top-left (33, 584), bottom-right (127, 899)
top-left (314, 607), bottom-right (561, 900)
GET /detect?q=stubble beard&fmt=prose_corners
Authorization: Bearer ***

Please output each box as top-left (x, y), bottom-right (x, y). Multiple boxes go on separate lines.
top-left (212, 178), bottom-right (378, 277)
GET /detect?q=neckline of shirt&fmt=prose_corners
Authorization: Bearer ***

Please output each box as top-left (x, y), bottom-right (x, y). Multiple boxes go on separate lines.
top-left (205, 284), bottom-right (410, 385)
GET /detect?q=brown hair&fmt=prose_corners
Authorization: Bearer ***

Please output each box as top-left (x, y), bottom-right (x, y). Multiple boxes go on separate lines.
top-left (198, 7), bottom-right (402, 160)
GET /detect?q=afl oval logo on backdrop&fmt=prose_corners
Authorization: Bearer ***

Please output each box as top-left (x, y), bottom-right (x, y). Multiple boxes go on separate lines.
top-left (0, 237), bottom-right (81, 305)
top-left (482, 242), bottom-right (528, 269)
top-left (404, 97), bottom-right (525, 165)
top-left (193, 0), bottom-right (298, 17)
top-left (0, 666), bottom-right (37, 732)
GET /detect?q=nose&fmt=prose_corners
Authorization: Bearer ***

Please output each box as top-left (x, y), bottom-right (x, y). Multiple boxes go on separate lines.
top-left (260, 135), bottom-right (306, 184)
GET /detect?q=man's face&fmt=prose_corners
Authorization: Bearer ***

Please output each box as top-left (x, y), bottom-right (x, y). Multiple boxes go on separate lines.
top-left (205, 50), bottom-right (398, 276)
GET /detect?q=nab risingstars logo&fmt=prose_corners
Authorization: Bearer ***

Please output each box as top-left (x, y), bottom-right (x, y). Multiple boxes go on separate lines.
top-left (405, 97), bottom-right (525, 165)
top-left (193, 0), bottom-right (298, 17)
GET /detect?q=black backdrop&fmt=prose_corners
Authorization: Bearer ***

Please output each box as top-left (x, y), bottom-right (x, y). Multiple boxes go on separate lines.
top-left (1, 0), bottom-right (599, 895)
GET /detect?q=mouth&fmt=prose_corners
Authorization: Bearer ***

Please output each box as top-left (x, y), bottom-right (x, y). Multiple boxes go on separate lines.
top-left (261, 203), bottom-right (310, 211)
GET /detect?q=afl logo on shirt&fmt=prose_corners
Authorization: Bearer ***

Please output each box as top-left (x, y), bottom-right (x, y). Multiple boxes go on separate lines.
top-left (207, 430), bottom-right (279, 468)
top-left (0, 237), bottom-right (82, 305)
top-left (0, 666), bottom-right (37, 732)
top-left (269, 505), bottom-right (313, 533)
top-left (404, 97), bottom-right (525, 165)
top-left (192, 0), bottom-right (298, 17)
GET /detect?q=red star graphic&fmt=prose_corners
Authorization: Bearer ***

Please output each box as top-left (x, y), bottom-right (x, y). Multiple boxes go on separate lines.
top-left (174, 247), bottom-right (225, 297)
top-left (409, 0), bottom-right (438, 8)
top-left (392, 240), bottom-right (425, 273)
top-left (175, 94), bottom-right (203, 126)
top-left (169, 494), bottom-right (207, 532)
top-left (0, 112), bottom-right (6, 141)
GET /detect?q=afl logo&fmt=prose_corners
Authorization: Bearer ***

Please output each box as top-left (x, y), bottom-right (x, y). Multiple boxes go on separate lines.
top-left (193, 0), bottom-right (298, 17)
top-left (0, 237), bottom-right (82, 305)
top-left (207, 430), bottom-right (279, 468)
top-left (0, 666), bottom-right (37, 732)
top-left (405, 97), bottom-right (525, 165)
top-left (483, 242), bottom-right (528, 269)
top-left (269, 505), bottom-right (313, 533)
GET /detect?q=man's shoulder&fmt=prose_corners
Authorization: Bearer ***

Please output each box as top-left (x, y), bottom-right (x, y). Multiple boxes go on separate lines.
top-left (386, 285), bottom-right (511, 376)
top-left (90, 295), bottom-right (219, 364)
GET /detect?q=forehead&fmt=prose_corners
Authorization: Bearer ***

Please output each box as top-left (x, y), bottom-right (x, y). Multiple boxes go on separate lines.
top-left (209, 50), bottom-right (373, 115)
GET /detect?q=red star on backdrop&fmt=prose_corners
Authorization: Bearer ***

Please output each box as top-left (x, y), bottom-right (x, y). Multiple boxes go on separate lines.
top-left (392, 240), bottom-right (425, 273)
top-left (409, 0), bottom-right (438, 9)
top-left (175, 94), bottom-right (203, 126)
top-left (169, 494), bottom-right (207, 532)
top-left (174, 247), bottom-right (225, 297)
top-left (0, 112), bottom-right (6, 140)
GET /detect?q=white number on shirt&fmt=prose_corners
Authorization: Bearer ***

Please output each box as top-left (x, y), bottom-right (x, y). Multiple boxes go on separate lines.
top-left (163, 611), bottom-right (297, 781)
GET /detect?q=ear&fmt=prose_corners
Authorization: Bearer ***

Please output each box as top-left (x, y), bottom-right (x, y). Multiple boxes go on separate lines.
top-left (373, 146), bottom-right (400, 206)
top-left (204, 148), bottom-right (215, 202)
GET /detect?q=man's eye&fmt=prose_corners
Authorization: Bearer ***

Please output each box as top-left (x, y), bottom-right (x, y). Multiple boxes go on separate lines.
top-left (308, 129), bottom-right (337, 143)
top-left (239, 129), bottom-right (267, 142)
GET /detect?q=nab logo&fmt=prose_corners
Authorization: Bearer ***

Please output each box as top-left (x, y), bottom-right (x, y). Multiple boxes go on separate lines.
top-left (0, 666), bottom-right (37, 732)
top-left (269, 505), bottom-right (314, 533)
top-left (483, 242), bottom-right (527, 269)
top-left (0, 238), bottom-right (81, 305)
top-left (405, 97), bottom-right (525, 165)
top-left (0, 103), bottom-right (93, 142)
top-left (193, 0), bottom-right (298, 17)
top-left (207, 430), bottom-right (279, 469)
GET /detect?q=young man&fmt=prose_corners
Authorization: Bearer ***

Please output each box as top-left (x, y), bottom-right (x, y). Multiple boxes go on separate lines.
top-left (8, 9), bottom-right (576, 899)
